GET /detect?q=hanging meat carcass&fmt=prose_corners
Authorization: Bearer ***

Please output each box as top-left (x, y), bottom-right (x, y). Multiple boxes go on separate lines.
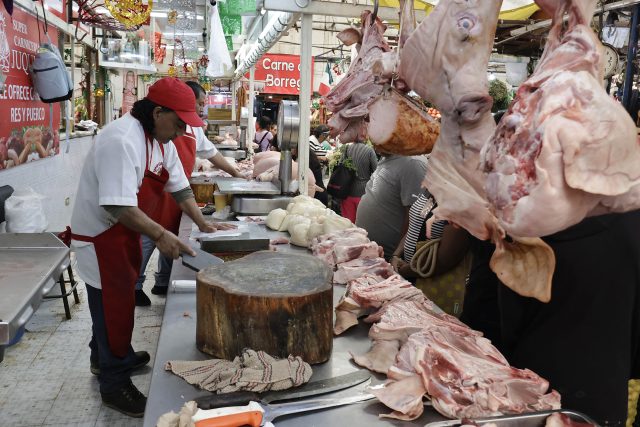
top-left (324, 10), bottom-right (439, 156)
top-left (482, 0), bottom-right (640, 238)
top-left (398, 0), bottom-right (556, 302)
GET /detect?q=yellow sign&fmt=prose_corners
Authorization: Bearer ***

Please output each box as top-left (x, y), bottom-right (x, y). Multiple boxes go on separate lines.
top-left (378, 0), bottom-right (539, 21)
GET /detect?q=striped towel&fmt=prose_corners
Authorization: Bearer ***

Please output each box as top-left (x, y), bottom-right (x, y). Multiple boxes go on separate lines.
top-left (165, 349), bottom-right (313, 393)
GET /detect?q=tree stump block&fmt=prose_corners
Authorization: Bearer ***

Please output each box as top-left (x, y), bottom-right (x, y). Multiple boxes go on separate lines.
top-left (196, 250), bottom-right (333, 364)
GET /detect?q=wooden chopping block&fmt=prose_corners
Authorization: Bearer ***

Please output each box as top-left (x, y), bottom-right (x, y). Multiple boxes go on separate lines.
top-left (196, 251), bottom-right (333, 364)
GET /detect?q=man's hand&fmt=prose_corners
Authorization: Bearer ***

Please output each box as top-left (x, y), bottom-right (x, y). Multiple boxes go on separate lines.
top-left (155, 229), bottom-right (196, 259)
top-left (237, 170), bottom-right (252, 180)
top-left (198, 221), bottom-right (237, 233)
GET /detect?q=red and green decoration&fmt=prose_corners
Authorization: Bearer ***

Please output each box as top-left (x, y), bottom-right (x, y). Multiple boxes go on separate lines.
top-left (219, 0), bottom-right (255, 51)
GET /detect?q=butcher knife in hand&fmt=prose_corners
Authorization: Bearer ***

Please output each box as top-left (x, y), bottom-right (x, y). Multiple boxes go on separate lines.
top-left (181, 247), bottom-right (224, 271)
top-left (192, 393), bottom-right (375, 427)
top-left (195, 370), bottom-right (371, 409)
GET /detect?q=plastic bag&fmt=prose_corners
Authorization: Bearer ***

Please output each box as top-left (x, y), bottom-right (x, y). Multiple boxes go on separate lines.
top-left (206, 4), bottom-right (232, 77)
top-left (5, 187), bottom-right (48, 232)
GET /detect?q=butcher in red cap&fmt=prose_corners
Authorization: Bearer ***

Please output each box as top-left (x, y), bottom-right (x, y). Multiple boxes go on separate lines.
top-left (69, 77), bottom-right (235, 417)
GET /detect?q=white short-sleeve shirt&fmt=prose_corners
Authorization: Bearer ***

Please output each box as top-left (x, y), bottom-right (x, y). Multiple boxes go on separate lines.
top-left (192, 126), bottom-right (218, 160)
top-left (71, 113), bottom-right (190, 288)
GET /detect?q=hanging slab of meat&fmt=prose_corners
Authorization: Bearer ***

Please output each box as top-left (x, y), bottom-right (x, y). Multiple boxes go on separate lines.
top-left (482, 0), bottom-right (640, 239)
top-left (324, 11), bottom-right (439, 155)
top-left (399, 0), bottom-right (556, 303)
top-left (367, 89), bottom-right (440, 155)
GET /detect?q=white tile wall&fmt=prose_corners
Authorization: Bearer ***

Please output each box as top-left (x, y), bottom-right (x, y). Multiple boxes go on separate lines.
top-left (0, 135), bottom-right (95, 231)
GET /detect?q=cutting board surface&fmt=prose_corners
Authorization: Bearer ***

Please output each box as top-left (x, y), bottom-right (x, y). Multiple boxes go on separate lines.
top-left (197, 250), bottom-right (331, 296)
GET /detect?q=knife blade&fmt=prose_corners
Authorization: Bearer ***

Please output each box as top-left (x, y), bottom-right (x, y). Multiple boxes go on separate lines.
top-left (195, 370), bottom-right (371, 409)
top-left (181, 247), bottom-right (224, 271)
top-left (192, 393), bottom-right (375, 427)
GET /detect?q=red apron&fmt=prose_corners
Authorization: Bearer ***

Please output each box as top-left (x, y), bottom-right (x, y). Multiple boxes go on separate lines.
top-left (73, 138), bottom-right (169, 357)
top-left (155, 129), bottom-right (197, 234)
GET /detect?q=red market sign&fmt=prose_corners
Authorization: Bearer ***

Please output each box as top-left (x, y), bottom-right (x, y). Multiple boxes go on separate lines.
top-left (249, 54), bottom-right (314, 95)
top-left (0, 7), bottom-right (61, 170)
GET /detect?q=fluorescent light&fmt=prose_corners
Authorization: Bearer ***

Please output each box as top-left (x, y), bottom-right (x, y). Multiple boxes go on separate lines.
top-left (198, 47), bottom-right (205, 51)
top-left (150, 11), bottom-right (167, 17)
top-left (197, 15), bottom-right (204, 20)
top-left (162, 31), bottom-right (203, 36)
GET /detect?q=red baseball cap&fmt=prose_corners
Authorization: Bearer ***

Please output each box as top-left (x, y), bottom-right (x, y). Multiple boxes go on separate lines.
top-left (146, 77), bottom-right (205, 127)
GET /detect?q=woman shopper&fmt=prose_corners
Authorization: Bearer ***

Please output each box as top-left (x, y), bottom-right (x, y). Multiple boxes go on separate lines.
top-left (339, 139), bottom-right (377, 223)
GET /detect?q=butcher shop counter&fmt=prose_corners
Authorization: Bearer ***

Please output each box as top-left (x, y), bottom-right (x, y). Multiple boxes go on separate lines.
top-left (143, 215), bottom-right (446, 427)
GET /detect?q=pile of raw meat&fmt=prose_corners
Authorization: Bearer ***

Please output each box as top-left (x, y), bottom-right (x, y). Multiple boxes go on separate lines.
top-left (284, 222), bottom-right (560, 418)
top-left (330, 265), bottom-right (560, 419)
top-left (324, 7), bottom-right (439, 156)
top-left (309, 227), bottom-right (392, 285)
top-left (252, 151), bottom-right (319, 197)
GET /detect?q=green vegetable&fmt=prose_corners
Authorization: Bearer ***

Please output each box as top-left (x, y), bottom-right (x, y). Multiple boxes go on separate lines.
top-left (328, 144), bottom-right (358, 176)
top-left (489, 79), bottom-right (510, 112)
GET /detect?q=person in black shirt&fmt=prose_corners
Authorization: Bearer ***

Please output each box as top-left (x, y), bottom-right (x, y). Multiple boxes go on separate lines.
top-left (291, 144), bottom-right (327, 206)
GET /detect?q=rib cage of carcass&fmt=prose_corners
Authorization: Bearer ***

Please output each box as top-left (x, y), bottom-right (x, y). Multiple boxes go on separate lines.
top-left (323, 6), bottom-right (440, 156)
top-left (482, 0), bottom-right (640, 238)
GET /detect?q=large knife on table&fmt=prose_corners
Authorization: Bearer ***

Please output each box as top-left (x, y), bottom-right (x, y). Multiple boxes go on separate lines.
top-left (192, 393), bottom-right (375, 427)
top-left (195, 370), bottom-right (371, 409)
top-left (181, 247), bottom-right (224, 272)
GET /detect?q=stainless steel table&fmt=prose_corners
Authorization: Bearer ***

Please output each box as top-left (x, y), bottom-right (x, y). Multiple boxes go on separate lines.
top-left (0, 233), bottom-right (70, 361)
top-left (143, 217), bottom-right (445, 426)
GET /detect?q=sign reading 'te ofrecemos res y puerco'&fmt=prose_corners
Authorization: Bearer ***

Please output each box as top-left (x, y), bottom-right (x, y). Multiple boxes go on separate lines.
top-left (0, 7), bottom-right (61, 170)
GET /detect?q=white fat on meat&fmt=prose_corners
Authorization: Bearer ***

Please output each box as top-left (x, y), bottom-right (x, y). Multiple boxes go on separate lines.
top-left (332, 257), bottom-right (394, 284)
top-left (370, 375), bottom-right (427, 421)
top-left (334, 295), bottom-right (367, 335)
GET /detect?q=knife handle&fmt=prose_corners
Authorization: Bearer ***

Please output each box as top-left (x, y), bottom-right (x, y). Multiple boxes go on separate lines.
top-left (196, 391), bottom-right (261, 409)
top-left (193, 402), bottom-right (263, 427)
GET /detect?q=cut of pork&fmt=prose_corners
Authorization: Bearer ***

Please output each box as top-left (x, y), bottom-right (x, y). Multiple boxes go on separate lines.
top-left (332, 257), bottom-right (394, 284)
top-left (482, 0), bottom-right (640, 238)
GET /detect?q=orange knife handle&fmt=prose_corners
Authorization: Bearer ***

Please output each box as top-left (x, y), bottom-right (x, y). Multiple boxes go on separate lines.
top-left (194, 410), bottom-right (263, 427)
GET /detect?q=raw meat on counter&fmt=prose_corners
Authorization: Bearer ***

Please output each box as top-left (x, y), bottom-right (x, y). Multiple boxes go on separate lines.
top-left (324, 9), bottom-right (439, 155)
top-left (332, 257), bottom-right (394, 284)
top-left (338, 271), bottom-right (560, 419)
top-left (482, 0), bottom-right (640, 238)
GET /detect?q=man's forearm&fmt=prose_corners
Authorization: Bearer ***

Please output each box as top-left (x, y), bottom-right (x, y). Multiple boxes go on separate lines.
top-left (179, 197), bottom-right (207, 229)
top-left (114, 206), bottom-right (165, 241)
top-left (209, 152), bottom-right (240, 177)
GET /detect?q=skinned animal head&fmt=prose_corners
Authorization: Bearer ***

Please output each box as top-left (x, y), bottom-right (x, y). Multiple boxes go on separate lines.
top-left (400, 0), bottom-right (502, 125)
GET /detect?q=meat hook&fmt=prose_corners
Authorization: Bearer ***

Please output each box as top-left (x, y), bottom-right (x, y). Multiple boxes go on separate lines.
top-left (370, 0), bottom-right (379, 25)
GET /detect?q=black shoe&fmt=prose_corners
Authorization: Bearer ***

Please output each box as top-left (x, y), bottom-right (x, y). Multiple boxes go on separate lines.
top-left (135, 289), bottom-right (151, 306)
top-left (151, 285), bottom-right (168, 295)
top-left (91, 351), bottom-right (151, 376)
top-left (101, 381), bottom-right (147, 418)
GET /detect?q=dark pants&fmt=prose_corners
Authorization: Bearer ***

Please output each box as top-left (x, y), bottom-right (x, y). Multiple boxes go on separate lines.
top-left (87, 285), bottom-right (138, 393)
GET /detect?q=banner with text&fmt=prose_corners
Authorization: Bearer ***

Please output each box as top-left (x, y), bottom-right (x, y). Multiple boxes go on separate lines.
top-left (249, 54), bottom-right (313, 95)
top-left (0, 8), bottom-right (61, 171)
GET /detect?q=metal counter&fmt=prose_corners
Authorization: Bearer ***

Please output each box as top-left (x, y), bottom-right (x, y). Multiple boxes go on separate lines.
top-left (0, 233), bottom-right (70, 354)
top-left (143, 217), bottom-right (445, 426)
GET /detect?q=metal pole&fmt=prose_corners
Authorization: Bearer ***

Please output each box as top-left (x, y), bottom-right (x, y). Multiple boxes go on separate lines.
top-left (231, 81), bottom-right (237, 122)
top-left (248, 66), bottom-right (256, 155)
top-left (298, 14), bottom-right (313, 196)
top-left (622, 4), bottom-right (639, 113)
